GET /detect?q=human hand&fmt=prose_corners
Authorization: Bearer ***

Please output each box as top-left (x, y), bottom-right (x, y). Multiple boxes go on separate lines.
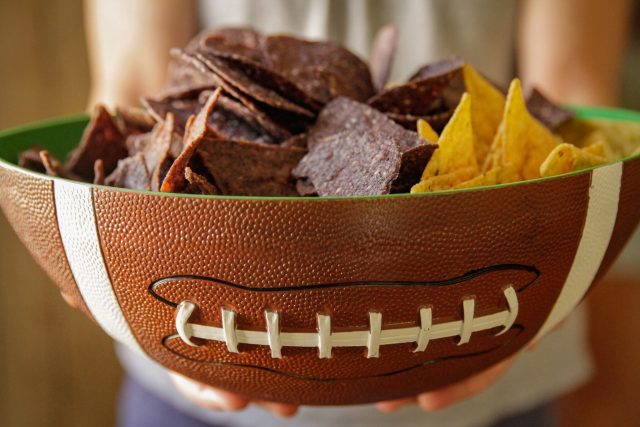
top-left (376, 355), bottom-right (516, 412)
top-left (375, 333), bottom-right (554, 413)
top-left (169, 371), bottom-right (299, 418)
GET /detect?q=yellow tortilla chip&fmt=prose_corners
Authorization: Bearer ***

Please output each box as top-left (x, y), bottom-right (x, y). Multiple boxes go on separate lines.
top-left (556, 118), bottom-right (597, 146)
top-left (491, 79), bottom-right (560, 180)
top-left (483, 126), bottom-right (505, 172)
top-left (589, 119), bottom-right (640, 159)
top-left (417, 119), bottom-right (439, 143)
top-left (558, 119), bottom-right (618, 161)
top-left (582, 140), bottom-right (607, 158)
top-left (411, 167), bottom-right (477, 193)
top-left (420, 93), bottom-right (479, 181)
top-left (463, 64), bottom-right (506, 165)
top-left (539, 143), bottom-right (606, 178)
top-left (454, 164), bottom-right (519, 189)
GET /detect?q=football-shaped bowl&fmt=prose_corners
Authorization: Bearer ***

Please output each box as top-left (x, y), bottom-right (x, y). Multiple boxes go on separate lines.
top-left (1, 107), bottom-right (639, 405)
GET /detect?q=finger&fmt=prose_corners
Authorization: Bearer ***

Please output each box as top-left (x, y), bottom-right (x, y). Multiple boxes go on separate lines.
top-left (417, 356), bottom-right (515, 411)
top-left (375, 397), bottom-right (417, 412)
top-left (256, 401), bottom-right (299, 417)
top-left (169, 372), bottom-right (249, 411)
top-left (526, 339), bottom-right (541, 351)
top-left (60, 291), bottom-right (79, 308)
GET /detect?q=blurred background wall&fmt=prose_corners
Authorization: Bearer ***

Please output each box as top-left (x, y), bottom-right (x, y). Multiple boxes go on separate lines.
top-left (0, 1), bottom-right (121, 427)
top-left (0, 1), bottom-right (638, 427)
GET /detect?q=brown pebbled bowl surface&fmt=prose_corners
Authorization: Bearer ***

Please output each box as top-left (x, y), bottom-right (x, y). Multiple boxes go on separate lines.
top-left (1, 107), bottom-right (639, 405)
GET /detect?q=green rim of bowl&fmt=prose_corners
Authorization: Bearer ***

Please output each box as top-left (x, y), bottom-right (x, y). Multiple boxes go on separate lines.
top-left (0, 106), bottom-right (639, 202)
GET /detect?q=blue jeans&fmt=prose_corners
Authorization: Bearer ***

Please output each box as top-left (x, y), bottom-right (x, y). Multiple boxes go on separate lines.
top-left (117, 375), bottom-right (557, 427)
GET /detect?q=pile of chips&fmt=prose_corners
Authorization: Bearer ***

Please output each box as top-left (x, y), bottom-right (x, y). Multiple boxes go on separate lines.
top-left (20, 27), bottom-right (640, 197)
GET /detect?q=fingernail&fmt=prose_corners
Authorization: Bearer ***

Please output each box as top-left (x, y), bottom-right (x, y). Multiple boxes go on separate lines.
top-left (60, 292), bottom-right (78, 308)
top-left (376, 404), bottom-right (396, 413)
top-left (198, 387), bottom-right (233, 408)
top-left (417, 395), bottom-right (439, 411)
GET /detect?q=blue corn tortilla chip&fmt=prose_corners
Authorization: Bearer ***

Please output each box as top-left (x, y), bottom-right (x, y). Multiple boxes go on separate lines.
top-left (64, 105), bottom-right (128, 181)
top-left (369, 58), bottom-right (465, 116)
top-left (161, 89), bottom-right (222, 193)
top-left (387, 110), bottom-right (453, 133)
top-left (293, 98), bottom-right (435, 196)
top-left (370, 24), bottom-right (399, 93)
top-left (195, 138), bottom-right (305, 196)
top-left (525, 87), bottom-right (574, 131)
top-left (264, 35), bottom-right (375, 104)
top-left (195, 51), bottom-right (315, 118)
top-left (104, 153), bottom-right (151, 191)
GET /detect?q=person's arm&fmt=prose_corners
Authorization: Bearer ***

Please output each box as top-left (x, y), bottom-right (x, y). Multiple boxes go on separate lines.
top-left (519, 0), bottom-right (633, 106)
top-left (84, 0), bottom-right (198, 108)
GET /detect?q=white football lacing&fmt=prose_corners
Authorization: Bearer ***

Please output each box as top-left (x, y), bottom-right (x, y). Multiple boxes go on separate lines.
top-left (175, 286), bottom-right (518, 359)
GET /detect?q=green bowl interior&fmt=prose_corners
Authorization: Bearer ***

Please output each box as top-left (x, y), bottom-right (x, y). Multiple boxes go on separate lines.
top-left (0, 113), bottom-right (89, 164)
top-left (0, 106), bottom-right (639, 199)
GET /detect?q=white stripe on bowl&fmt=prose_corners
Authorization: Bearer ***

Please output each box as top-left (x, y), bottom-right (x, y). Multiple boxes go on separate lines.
top-left (54, 180), bottom-right (143, 354)
top-left (535, 163), bottom-right (623, 340)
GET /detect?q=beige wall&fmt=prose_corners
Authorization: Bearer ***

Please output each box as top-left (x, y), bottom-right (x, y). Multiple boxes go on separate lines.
top-left (0, 1), bottom-right (121, 427)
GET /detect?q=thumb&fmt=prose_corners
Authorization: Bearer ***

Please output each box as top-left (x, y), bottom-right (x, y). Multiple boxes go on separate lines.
top-left (169, 371), bottom-right (249, 411)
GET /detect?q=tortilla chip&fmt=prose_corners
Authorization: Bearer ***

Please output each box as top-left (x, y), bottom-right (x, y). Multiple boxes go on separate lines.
top-left (126, 131), bottom-right (153, 156)
top-left (18, 148), bottom-right (47, 174)
top-left (525, 87), bottom-right (574, 130)
top-left (184, 167), bottom-right (219, 195)
top-left (296, 178), bottom-right (317, 196)
top-left (294, 98), bottom-right (429, 196)
top-left (411, 167), bottom-right (477, 193)
top-left (196, 51), bottom-right (315, 118)
top-left (419, 93), bottom-right (479, 183)
top-left (454, 164), bottom-right (519, 189)
top-left (462, 65), bottom-right (506, 165)
top-left (161, 89), bottom-right (222, 193)
top-left (490, 79), bottom-right (560, 180)
top-left (64, 105), bottom-right (128, 181)
top-left (196, 27), bottom-right (265, 62)
top-left (540, 143), bottom-right (607, 178)
top-left (184, 31), bottom-right (323, 111)
top-left (202, 90), bottom-right (289, 142)
top-left (409, 58), bottom-right (465, 82)
top-left (392, 143), bottom-right (438, 193)
top-left (39, 151), bottom-right (62, 177)
top-left (388, 110), bottom-right (453, 133)
top-left (368, 61), bottom-right (463, 116)
top-left (370, 24), bottom-right (398, 93)
top-left (93, 159), bottom-right (105, 185)
top-left (144, 114), bottom-right (177, 192)
top-left (196, 138), bottom-right (305, 196)
top-left (589, 119), bottom-right (640, 158)
top-left (264, 35), bottom-right (375, 104)
top-left (115, 106), bottom-right (156, 136)
top-left (105, 153), bottom-right (151, 190)
top-left (231, 57), bottom-right (323, 112)
top-left (141, 89), bottom-right (201, 134)
top-left (556, 118), bottom-right (597, 145)
top-left (281, 133), bottom-right (308, 150)
top-left (582, 140), bottom-right (607, 158)
top-left (417, 119), bottom-right (439, 143)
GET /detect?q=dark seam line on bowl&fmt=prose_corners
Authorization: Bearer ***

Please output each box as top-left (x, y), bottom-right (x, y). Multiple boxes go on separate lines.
top-left (148, 263), bottom-right (540, 308)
